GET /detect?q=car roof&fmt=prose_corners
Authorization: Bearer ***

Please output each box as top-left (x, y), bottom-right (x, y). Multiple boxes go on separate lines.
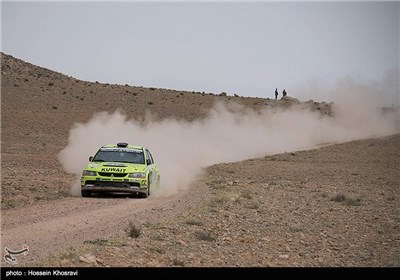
top-left (101, 143), bottom-right (145, 150)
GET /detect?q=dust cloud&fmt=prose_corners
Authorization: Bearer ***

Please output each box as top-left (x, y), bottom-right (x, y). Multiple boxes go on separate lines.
top-left (58, 83), bottom-right (399, 197)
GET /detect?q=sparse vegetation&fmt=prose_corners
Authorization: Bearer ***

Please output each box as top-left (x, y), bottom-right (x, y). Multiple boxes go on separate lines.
top-left (207, 181), bottom-right (223, 190)
top-left (149, 234), bottom-right (164, 241)
top-left (194, 230), bottom-right (215, 242)
top-left (247, 201), bottom-right (260, 209)
top-left (185, 219), bottom-right (203, 226)
top-left (331, 193), bottom-right (346, 202)
top-left (208, 197), bottom-right (227, 208)
top-left (149, 247), bottom-right (166, 255)
top-left (84, 238), bottom-right (125, 246)
top-left (52, 106), bottom-right (58, 110)
top-left (148, 101), bottom-right (154, 105)
top-left (344, 198), bottom-right (361, 206)
top-left (241, 192), bottom-right (252, 200)
top-left (387, 196), bottom-right (395, 201)
top-left (290, 225), bottom-right (305, 232)
top-left (331, 193), bottom-right (361, 206)
top-left (172, 257), bottom-right (185, 266)
top-left (84, 238), bottom-right (109, 246)
top-left (127, 223), bottom-right (141, 238)
top-left (55, 249), bottom-right (80, 265)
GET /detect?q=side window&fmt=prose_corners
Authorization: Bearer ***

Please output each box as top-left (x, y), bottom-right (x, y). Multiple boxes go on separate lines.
top-left (146, 150), bottom-right (154, 164)
top-left (146, 150), bottom-right (154, 165)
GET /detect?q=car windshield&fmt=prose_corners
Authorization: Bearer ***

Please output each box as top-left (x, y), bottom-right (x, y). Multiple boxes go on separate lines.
top-left (92, 149), bottom-right (145, 164)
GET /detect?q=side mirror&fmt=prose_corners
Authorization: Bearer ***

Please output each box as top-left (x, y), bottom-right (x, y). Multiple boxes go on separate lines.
top-left (89, 156), bottom-right (93, 162)
top-left (146, 159), bottom-right (151, 165)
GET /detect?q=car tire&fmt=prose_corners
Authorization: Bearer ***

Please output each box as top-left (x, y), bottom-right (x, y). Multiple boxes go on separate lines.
top-left (140, 177), bottom-right (150, 198)
top-left (81, 190), bottom-right (91, 197)
top-left (139, 190), bottom-right (148, 198)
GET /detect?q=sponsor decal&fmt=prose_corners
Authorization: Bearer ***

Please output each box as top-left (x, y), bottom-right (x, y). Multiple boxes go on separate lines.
top-left (100, 167), bottom-right (127, 173)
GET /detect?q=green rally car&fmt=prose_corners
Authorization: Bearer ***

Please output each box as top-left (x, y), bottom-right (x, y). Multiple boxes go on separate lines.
top-left (81, 142), bottom-right (160, 198)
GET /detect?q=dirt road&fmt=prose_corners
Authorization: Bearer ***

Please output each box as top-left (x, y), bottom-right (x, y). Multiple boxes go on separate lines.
top-left (1, 179), bottom-right (209, 267)
top-left (2, 135), bottom-right (399, 267)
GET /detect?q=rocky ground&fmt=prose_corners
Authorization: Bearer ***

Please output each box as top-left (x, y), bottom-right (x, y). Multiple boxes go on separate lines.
top-left (1, 53), bottom-right (399, 267)
top-left (39, 134), bottom-right (400, 267)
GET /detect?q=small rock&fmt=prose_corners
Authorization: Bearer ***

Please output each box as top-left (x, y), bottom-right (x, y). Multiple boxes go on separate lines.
top-left (96, 258), bottom-right (106, 266)
top-left (60, 259), bottom-right (70, 266)
top-left (177, 240), bottom-right (188, 246)
top-left (79, 254), bottom-right (97, 264)
top-left (279, 254), bottom-right (289, 259)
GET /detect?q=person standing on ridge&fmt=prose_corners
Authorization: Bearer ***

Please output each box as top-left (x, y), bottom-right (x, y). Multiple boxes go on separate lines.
top-left (275, 88), bottom-right (278, 100)
top-left (282, 89), bottom-right (287, 97)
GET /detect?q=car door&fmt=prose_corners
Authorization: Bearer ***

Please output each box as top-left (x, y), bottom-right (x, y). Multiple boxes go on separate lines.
top-left (145, 149), bottom-right (157, 186)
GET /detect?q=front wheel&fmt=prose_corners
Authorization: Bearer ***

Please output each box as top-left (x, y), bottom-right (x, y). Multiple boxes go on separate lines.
top-left (139, 178), bottom-right (150, 198)
top-left (81, 190), bottom-right (91, 197)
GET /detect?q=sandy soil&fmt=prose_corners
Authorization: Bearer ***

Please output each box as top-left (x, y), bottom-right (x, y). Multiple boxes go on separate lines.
top-left (1, 53), bottom-right (399, 267)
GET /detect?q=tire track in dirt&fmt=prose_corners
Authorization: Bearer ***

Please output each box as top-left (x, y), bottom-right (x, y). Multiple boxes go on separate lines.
top-left (1, 179), bottom-right (209, 267)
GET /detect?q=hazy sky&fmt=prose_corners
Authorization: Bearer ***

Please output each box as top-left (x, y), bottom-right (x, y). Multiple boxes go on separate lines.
top-left (1, 1), bottom-right (399, 104)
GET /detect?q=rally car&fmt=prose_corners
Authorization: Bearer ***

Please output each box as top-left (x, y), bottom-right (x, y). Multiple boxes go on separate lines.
top-left (81, 142), bottom-right (160, 198)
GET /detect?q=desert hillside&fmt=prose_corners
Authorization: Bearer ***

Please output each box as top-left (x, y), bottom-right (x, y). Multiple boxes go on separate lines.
top-left (1, 53), bottom-right (398, 268)
top-left (1, 52), bottom-right (331, 209)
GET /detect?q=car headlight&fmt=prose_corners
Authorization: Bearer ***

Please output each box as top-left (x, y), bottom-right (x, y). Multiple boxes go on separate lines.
top-left (129, 172), bottom-right (147, 179)
top-left (82, 170), bottom-right (97, 176)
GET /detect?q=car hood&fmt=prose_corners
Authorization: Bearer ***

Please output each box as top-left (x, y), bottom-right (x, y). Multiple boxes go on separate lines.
top-left (85, 162), bottom-right (147, 173)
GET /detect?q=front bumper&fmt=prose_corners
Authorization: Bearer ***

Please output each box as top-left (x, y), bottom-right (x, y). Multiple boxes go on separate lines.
top-left (81, 186), bottom-right (147, 194)
top-left (81, 176), bottom-right (148, 194)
